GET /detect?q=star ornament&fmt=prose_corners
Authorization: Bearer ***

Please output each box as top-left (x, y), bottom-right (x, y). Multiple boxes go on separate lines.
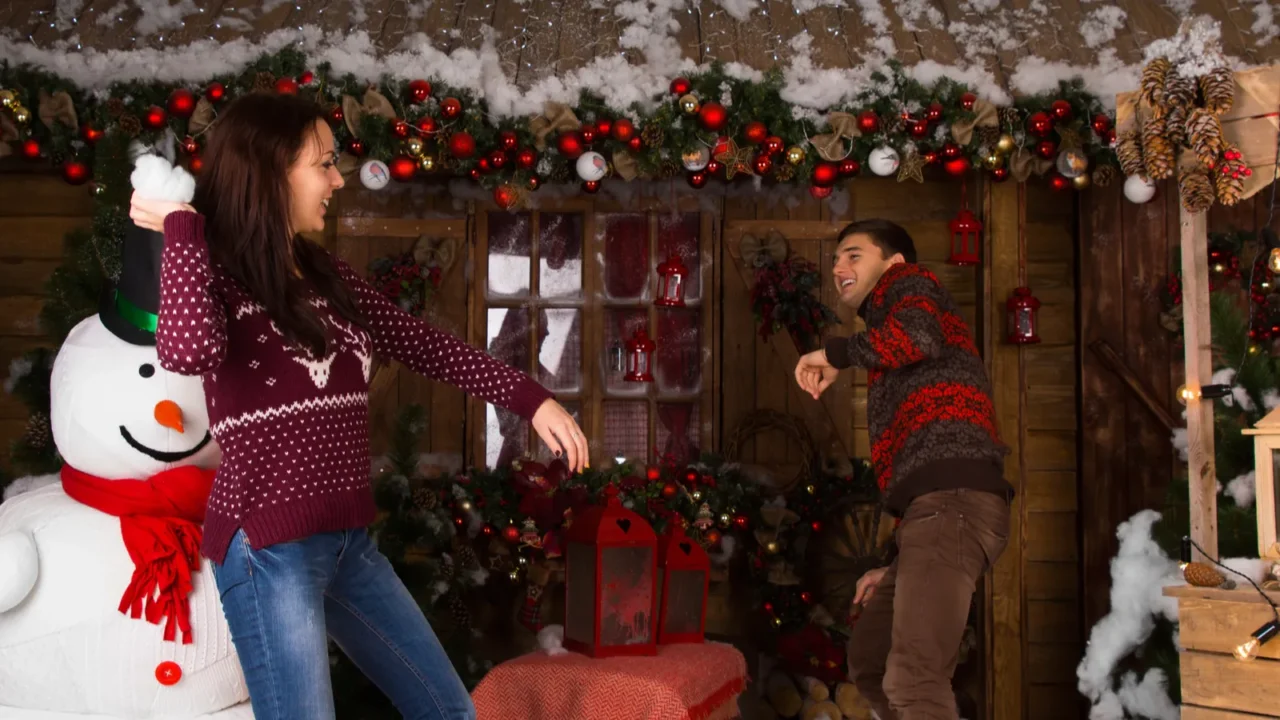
top-left (715, 139), bottom-right (754, 180)
top-left (897, 149), bottom-right (926, 183)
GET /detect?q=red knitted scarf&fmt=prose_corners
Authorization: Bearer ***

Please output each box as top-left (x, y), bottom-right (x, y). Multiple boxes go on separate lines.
top-left (61, 463), bottom-right (215, 644)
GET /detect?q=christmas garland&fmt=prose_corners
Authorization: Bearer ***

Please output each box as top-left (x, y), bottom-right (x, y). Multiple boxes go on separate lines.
top-left (368, 252), bottom-right (443, 317)
top-left (750, 254), bottom-right (840, 353)
top-left (1, 48), bottom-right (1119, 204)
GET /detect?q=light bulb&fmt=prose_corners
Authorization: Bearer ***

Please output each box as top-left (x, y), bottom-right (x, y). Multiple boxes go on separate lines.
top-left (1235, 620), bottom-right (1279, 661)
top-left (1269, 248), bottom-right (1280, 275)
top-left (1176, 384), bottom-right (1198, 405)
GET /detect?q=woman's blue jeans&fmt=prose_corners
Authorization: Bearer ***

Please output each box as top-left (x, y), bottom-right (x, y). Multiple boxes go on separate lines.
top-left (213, 528), bottom-right (476, 720)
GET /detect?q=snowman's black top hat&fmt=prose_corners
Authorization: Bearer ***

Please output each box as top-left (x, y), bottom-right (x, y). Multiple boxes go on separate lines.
top-left (99, 222), bottom-right (164, 346)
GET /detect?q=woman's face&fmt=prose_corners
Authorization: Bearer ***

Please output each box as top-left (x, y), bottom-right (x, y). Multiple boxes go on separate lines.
top-left (287, 120), bottom-right (344, 235)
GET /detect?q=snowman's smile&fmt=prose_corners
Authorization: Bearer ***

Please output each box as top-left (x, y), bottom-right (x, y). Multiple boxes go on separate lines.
top-left (119, 426), bottom-right (212, 462)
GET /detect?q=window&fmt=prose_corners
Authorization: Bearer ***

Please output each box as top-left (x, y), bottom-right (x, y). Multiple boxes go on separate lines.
top-left (471, 205), bottom-right (713, 469)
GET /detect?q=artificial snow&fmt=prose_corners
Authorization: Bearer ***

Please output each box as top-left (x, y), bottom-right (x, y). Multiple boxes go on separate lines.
top-left (1221, 470), bottom-right (1257, 509)
top-left (1079, 6), bottom-right (1128, 49)
top-left (3, 355), bottom-right (34, 395)
top-left (1248, 0), bottom-right (1280, 46)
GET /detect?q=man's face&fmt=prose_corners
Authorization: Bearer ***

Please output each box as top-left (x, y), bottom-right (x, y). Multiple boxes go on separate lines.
top-left (832, 233), bottom-right (903, 308)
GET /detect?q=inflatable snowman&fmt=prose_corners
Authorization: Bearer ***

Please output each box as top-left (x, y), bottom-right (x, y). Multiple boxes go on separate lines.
top-left (0, 157), bottom-right (252, 719)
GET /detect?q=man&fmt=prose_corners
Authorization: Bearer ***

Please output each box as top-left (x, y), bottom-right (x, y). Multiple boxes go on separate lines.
top-left (795, 219), bottom-right (1011, 720)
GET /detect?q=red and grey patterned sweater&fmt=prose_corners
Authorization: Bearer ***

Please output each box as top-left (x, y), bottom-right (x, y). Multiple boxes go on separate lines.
top-left (823, 262), bottom-right (1011, 514)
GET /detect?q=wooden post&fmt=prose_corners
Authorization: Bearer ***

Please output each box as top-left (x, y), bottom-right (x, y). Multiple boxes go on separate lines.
top-left (1179, 205), bottom-right (1218, 562)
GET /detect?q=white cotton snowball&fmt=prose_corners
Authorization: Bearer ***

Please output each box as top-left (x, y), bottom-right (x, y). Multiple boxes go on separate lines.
top-left (1123, 175), bottom-right (1156, 204)
top-left (537, 624), bottom-right (567, 655)
top-left (130, 154), bottom-right (196, 203)
top-left (0, 531), bottom-right (38, 612)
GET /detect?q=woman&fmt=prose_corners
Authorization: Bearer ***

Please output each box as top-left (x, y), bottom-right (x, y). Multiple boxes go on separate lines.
top-left (129, 92), bottom-right (588, 720)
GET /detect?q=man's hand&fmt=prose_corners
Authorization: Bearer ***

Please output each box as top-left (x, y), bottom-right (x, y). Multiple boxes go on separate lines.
top-left (794, 349), bottom-right (840, 400)
top-left (852, 567), bottom-right (888, 608)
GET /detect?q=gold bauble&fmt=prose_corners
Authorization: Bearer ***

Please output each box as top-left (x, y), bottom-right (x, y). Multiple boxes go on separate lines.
top-left (995, 134), bottom-right (1015, 154)
top-left (983, 153), bottom-right (1001, 170)
top-left (11, 105), bottom-right (30, 125)
top-left (459, 500), bottom-right (472, 512)
top-left (1268, 248), bottom-right (1280, 274)
top-left (773, 617), bottom-right (783, 627)
top-left (517, 555), bottom-right (529, 565)
top-left (765, 541), bottom-right (780, 554)
top-left (785, 146), bottom-right (806, 165)
top-left (679, 94), bottom-right (700, 115)
top-left (719, 513), bottom-right (731, 527)
top-left (1072, 172), bottom-right (1091, 190)
top-left (419, 155), bottom-right (437, 172)
top-left (509, 570), bottom-right (520, 581)
top-left (691, 490), bottom-right (702, 501)
top-left (404, 136), bottom-right (425, 157)
top-left (805, 484), bottom-right (816, 495)
top-left (0, 89), bottom-right (14, 108)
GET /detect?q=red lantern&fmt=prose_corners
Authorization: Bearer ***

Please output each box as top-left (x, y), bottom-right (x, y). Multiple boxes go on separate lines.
top-left (657, 519), bottom-right (710, 645)
top-left (947, 207), bottom-right (982, 266)
top-left (656, 253), bottom-right (689, 307)
top-left (563, 485), bottom-right (659, 658)
top-left (625, 328), bottom-right (656, 383)
top-left (1006, 287), bottom-right (1041, 344)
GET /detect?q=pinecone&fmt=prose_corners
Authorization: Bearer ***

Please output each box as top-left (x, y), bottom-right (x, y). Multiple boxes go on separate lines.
top-left (449, 593), bottom-right (471, 628)
top-left (1215, 163), bottom-right (1245, 206)
top-left (412, 487), bottom-right (438, 511)
top-left (105, 98), bottom-right (126, 118)
top-left (1187, 107), bottom-right (1224, 168)
top-left (640, 123), bottom-right (664, 148)
top-left (1165, 105), bottom-right (1188, 147)
top-left (1141, 118), bottom-right (1175, 180)
top-left (1183, 561), bottom-right (1225, 588)
top-left (999, 107), bottom-right (1021, 130)
top-left (440, 557), bottom-right (456, 580)
top-left (1116, 131), bottom-right (1145, 176)
top-left (1200, 66), bottom-right (1235, 115)
top-left (455, 544), bottom-right (478, 570)
top-left (1091, 164), bottom-right (1117, 188)
top-left (974, 126), bottom-right (1002, 148)
top-left (658, 158), bottom-right (681, 178)
top-left (1141, 57), bottom-right (1172, 112)
top-left (1164, 71), bottom-right (1196, 111)
top-left (254, 71), bottom-right (276, 93)
top-left (118, 114), bottom-right (142, 137)
top-left (772, 164), bottom-right (796, 182)
top-left (23, 412), bottom-right (51, 450)
top-left (1179, 166), bottom-right (1214, 214)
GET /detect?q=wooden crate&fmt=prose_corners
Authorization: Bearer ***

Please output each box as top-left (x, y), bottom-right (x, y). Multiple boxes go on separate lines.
top-left (1163, 585), bottom-right (1280, 718)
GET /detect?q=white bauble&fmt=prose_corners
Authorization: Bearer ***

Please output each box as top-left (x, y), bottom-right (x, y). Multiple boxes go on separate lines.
top-left (868, 146), bottom-right (900, 176)
top-left (51, 316), bottom-right (220, 480)
top-left (1123, 174), bottom-right (1157, 204)
top-left (575, 151), bottom-right (609, 182)
top-left (681, 146), bottom-right (711, 171)
top-left (359, 159), bottom-right (391, 190)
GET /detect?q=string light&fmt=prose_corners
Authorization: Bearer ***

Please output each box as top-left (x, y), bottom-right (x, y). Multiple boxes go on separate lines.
top-left (1185, 537), bottom-right (1280, 662)
top-left (1179, 536), bottom-right (1191, 571)
top-left (1175, 383), bottom-right (1232, 405)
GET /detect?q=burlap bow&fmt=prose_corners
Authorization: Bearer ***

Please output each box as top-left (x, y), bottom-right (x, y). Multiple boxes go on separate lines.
top-left (810, 111), bottom-right (861, 162)
top-left (188, 97), bottom-right (216, 135)
top-left (612, 149), bottom-right (639, 180)
top-left (741, 230), bottom-right (789, 268)
top-left (413, 235), bottom-right (460, 272)
top-left (342, 88), bottom-right (396, 138)
top-left (528, 102), bottom-right (579, 151)
top-left (1010, 148), bottom-right (1053, 182)
top-left (950, 97), bottom-right (999, 146)
top-left (38, 89), bottom-right (77, 132)
top-left (0, 113), bottom-right (19, 158)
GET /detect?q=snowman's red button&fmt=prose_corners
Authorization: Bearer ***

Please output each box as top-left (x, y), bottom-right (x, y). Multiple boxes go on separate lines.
top-left (155, 661), bottom-right (182, 686)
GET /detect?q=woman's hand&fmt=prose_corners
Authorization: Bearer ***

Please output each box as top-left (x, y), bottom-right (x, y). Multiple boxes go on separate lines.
top-left (531, 399), bottom-right (589, 473)
top-left (129, 191), bottom-right (195, 232)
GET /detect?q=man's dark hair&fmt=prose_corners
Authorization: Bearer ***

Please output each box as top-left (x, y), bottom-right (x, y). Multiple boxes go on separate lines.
top-left (836, 219), bottom-right (918, 263)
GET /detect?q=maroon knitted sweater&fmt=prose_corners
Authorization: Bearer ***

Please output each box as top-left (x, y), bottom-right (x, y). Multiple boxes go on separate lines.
top-left (156, 211), bottom-right (553, 563)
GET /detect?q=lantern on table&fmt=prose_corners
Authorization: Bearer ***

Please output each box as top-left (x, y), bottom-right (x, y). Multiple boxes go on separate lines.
top-left (1243, 409), bottom-right (1280, 559)
top-left (1005, 287), bottom-right (1041, 344)
top-left (563, 484), bottom-right (659, 657)
top-left (625, 328), bottom-right (656, 383)
top-left (657, 518), bottom-right (710, 645)
top-left (947, 207), bottom-right (983, 266)
top-left (655, 253), bottom-right (689, 307)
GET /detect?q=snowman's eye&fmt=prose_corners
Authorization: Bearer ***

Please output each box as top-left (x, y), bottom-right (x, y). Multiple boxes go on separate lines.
top-left (139, 363), bottom-right (156, 378)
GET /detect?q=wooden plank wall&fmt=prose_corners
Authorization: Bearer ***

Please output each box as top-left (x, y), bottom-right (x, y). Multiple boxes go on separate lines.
top-left (0, 173), bottom-right (92, 459)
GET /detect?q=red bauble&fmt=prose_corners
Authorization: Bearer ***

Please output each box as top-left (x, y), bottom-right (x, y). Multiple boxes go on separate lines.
top-left (502, 525), bottom-right (521, 543)
top-left (743, 121), bottom-right (769, 144)
top-left (1091, 113), bottom-right (1111, 135)
top-left (857, 110), bottom-right (880, 134)
top-left (810, 520), bottom-right (822, 533)
top-left (407, 79), bottom-right (432, 103)
top-left (20, 139), bottom-right (40, 160)
top-left (941, 142), bottom-right (962, 160)
top-left (391, 119), bottom-right (411, 138)
top-left (440, 97), bottom-right (463, 120)
top-left (923, 151), bottom-right (939, 165)
top-left (482, 525), bottom-right (494, 537)
top-left (1049, 173), bottom-right (1070, 191)
top-left (991, 167), bottom-right (1010, 182)
top-left (1050, 99), bottom-right (1072, 121)
top-left (926, 102), bottom-right (943, 122)
top-left (706, 160), bottom-right (723, 175)
top-left (491, 130), bottom-right (515, 152)
top-left (670, 77), bottom-right (691, 95)
top-left (582, 179), bottom-right (601, 193)
top-left (61, 159), bottom-right (90, 185)
top-left (557, 132), bottom-right (584, 159)
top-left (579, 124), bottom-right (598, 145)
top-left (943, 157), bottom-right (970, 176)
top-left (1035, 139), bottom-right (1057, 159)
top-left (274, 77), bottom-right (298, 95)
top-left (205, 82), bottom-right (225, 102)
top-left (811, 162), bottom-right (839, 187)
top-left (329, 106), bottom-right (345, 124)
top-left (389, 156), bottom-right (418, 182)
top-left (493, 184), bottom-right (518, 209)
top-left (1104, 129), bottom-right (1116, 145)
top-left (698, 102), bottom-right (728, 132)
top-left (487, 150), bottom-right (507, 170)
top-left (527, 175), bottom-right (541, 190)
top-left (661, 483), bottom-right (678, 498)
top-left (477, 157), bottom-right (492, 173)
top-left (139, 105), bottom-right (166, 130)
top-left (960, 92), bottom-right (977, 110)
top-left (299, 71), bottom-right (315, 85)
top-left (1027, 112), bottom-right (1053, 136)
top-left (347, 138), bottom-right (366, 156)
top-left (167, 88), bottom-right (196, 118)
top-left (687, 170), bottom-right (708, 189)
top-left (595, 118), bottom-right (613, 137)
top-left (81, 124), bottom-right (104, 144)
top-left (752, 153), bottom-right (773, 175)
top-left (800, 590), bottom-right (814, 603)
top-left (809, 185), bottom-right (833, 199)
top-left (448, 131), bottom-right (476, 159)
top-left (909, 121), bottom-right (929, 138)
top-left (188, 155), bottom-right (204, 174)
top-left (763, 136), bottom-right (784, 156)
top-left (181, 135), bottom-right (199, 155)
top-left (417, 116), bottom-right (439, 135)
top-left (612, 118), bottom-right (635, 143)
top-left (515, 147), bottom-right (537, 169)
top-left (469, 168), bottom-right (481, 181)
top-left (628, 136), bottom-right (643, 152)
top-left (839, 158), bottom-right (860, 176)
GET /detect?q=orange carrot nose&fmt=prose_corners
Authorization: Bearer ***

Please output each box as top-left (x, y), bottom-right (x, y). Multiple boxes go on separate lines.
top-left (154, 400), bottom-right (185, 433)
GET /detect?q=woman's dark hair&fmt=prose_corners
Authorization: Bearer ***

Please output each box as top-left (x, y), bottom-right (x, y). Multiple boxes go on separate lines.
top-left (836, 219), bottom-right (918, 263)
top-left (193, 92), bottom-right (367, 357)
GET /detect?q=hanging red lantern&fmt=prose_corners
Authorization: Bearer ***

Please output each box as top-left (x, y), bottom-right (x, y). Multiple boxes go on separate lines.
top-left (1006, 287), bottom-right (1041, 344)
top-left (563, 485), bottom-right (660, 658)
top-left (947, 206), bottom-right (983, 266)
top-left (656, 253), bottom-right (689, 307)
top-left (656, 518), bottom-right (710, 645)
top-left (625, 328), bottom-right (656, 383)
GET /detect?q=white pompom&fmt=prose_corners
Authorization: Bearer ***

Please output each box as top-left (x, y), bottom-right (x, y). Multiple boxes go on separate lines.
top-left (537, 624), bottom-right (567, 655)
top-left (1123, 174), bottom-right (1157, 204)
top-left (0, 531), bottom-right (38, 612)
top-left (130, 154), bottom-right (196, 203)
